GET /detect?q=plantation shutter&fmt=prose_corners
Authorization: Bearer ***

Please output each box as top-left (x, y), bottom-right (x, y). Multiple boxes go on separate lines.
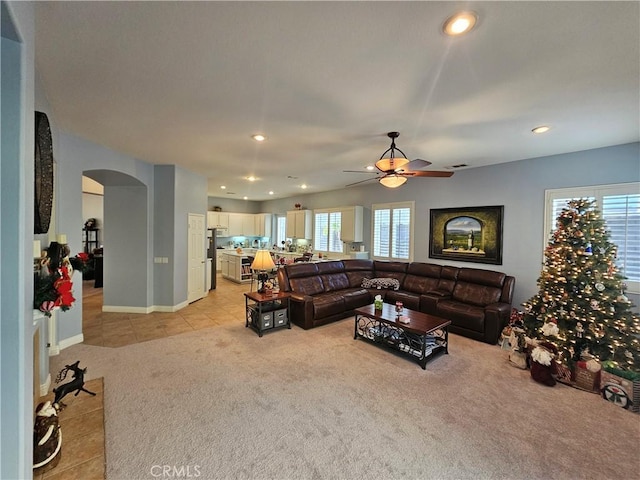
top-left (545, 183), bottom-right (639, 293)
top-left (328, 211), bottom-right (342, 253)
top-left (314, 212), bottom-right (329, 251)
top-left (392, 207), bottom-right (411, 259)
top-left (372, 202), bottom-right (414, 261)
top-left (602, 193), bottom-right (640, 283)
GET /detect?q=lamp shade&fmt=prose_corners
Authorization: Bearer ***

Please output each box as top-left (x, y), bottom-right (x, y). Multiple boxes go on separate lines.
top-left (251, 250), bottom-right (276, 271)
top-left (379, 175), bottom-right (407, 188)
top-left (375, 157), bottom-right (409, 172)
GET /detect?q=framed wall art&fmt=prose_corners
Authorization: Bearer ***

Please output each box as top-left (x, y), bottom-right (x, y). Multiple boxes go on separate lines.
top-left (429, 205), bottom-right (504, 265)
top-left (34, 111), bottom-right (54, 234)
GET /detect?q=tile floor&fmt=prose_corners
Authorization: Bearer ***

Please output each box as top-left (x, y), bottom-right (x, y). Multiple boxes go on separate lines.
top-left (33, 378), bottom-right (105, 480)
top-left (82, 274), bottom-right (252, 347)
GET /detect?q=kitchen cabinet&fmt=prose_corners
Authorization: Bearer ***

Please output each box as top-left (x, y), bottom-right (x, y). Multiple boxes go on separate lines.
top-left (220, 253), bottom-right (230, 277)
top-left (286, 210), bottom-right (312, 239)
top-left (340, 206), bottom-right (364, 242)
top-left (216, 251), bottom-right (225, 272)
top-left (228, 213), bottom-right (256, 236)
top-left (254, 213), bottom-right (272, 237)
top-left (221, 252), bottom-right (252, 283)
top-left (207, 211), bottom-right (229, 230)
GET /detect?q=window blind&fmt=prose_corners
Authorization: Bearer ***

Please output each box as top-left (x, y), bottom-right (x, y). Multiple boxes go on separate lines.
top-left (372, 202), bottom-right (413, 261)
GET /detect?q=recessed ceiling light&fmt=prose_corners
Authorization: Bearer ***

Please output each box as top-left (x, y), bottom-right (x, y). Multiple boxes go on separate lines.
top-left (443, 11), bottom-right (478, 36)
top-left (251, 134), bottom-right (266, 142)
top-left (243, 196), bottom-right (248, 200)
top-left (246, 176), bottom-right (256, 182)
top-left (268, 191), bottom-right (274, 195)
top-left (366, 165), bottom-right (375, 171)
top-left (220, 185), bottom-right (226, 189)
top-left (532, 125), bottom-right (551, 134)
top-left (300, 184), bottom-right (308, 189)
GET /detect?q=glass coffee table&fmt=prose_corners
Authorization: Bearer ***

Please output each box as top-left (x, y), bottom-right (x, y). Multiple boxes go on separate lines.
top-left (354, 303), bottom-right (451, 369)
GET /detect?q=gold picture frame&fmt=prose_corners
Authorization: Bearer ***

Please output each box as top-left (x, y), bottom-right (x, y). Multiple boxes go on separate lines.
top-left (429, 205), bottom-right (504, 265)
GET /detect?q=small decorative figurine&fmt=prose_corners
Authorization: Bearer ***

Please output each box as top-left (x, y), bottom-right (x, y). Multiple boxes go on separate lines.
top-left (53, 361), bottom-right (96, 409)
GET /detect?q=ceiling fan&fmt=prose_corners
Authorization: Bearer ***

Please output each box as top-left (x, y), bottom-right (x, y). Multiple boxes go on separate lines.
top-left (344, 132), bottom-right (453, 188)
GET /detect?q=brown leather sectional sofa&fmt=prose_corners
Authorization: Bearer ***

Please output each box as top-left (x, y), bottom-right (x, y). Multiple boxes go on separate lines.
top-left (276, 259), bottom-right (515, 344)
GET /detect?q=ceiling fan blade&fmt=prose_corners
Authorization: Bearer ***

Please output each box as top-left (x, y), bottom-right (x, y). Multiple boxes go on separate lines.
top-left (404, 170), bottom-right (454, 178)
top-left (345, 177), bottom-right (379, 187)
top-left (405, 159), bottom-right (432, 170)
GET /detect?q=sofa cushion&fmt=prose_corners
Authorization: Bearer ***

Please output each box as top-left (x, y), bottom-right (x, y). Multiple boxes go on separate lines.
top-left (342, 288), bottom-right (372, 310)
top-left (452, 268), bottom-right (505, 307)
top-left (346, 270), bottom-right (374, 288)
top-left (452, 281), bottom-right (502, 307)
top-left (313, 293), bottom-right (346, 319)
top-left (437, 300), bottom-right (485, 333)
top-left (371, 261), bottom-right (408, 286)
top-left (384, 290), bottom-right (421, 311)
top-left (289, 276), bottom-right (325, 296)
top-left (322, 273), bottom-right (350, 292)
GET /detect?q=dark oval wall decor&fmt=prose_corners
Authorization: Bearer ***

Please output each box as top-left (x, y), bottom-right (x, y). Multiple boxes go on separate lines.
top-left (34, 111), bottom-right (54, 234)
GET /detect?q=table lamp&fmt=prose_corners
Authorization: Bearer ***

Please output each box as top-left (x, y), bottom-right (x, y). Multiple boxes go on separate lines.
top-left (251, 250), bottom-right (276, 293)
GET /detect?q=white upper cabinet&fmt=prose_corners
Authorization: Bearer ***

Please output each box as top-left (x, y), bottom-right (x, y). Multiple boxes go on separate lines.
top-left (227, 213), bottom-right (258, 236)
top-left (254, 213), bottom-right (272, 237)
top-left (286, 210), bottom-right (312, 239)
top-left (207, 211), bottom-right (229, 230)
top-left (340, 206), bottom-right (364, 242)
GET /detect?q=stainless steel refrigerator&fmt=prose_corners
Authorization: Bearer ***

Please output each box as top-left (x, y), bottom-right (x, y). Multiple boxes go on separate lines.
top-left (207, 229), bottom-right (217, 290)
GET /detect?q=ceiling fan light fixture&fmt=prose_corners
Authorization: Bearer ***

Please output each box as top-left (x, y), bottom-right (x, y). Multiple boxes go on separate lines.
top-left (376, 157), bottom-right (410, 172)
top-left (379, 175), bottom-right (407, 188)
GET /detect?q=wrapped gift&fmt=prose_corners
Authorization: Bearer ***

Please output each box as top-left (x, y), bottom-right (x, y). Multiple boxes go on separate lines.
top-left (572, 360), bottom-right (601, 393)
top-left (553, 361), bottom-right (573, 386)
top-left (600, 366), bottom-right (640, 413)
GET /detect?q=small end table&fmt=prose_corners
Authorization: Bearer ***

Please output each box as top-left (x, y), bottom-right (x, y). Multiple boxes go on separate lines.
top-left (244, 291), bottom-right (291, 337)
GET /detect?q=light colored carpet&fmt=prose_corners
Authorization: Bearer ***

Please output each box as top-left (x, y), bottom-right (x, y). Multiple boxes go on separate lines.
top-left (50, 318), bottom-right (640, 480)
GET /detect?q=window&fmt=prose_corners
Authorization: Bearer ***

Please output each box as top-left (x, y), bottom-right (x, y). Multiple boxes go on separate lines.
top-left (313, 210), bottom-right (342, 253)
top-left (276, 216), bottom-right (286, 247)
top-left (372, 202), bottom-right (414, 261)
top-left (545, 183), bottom-right (640, 293)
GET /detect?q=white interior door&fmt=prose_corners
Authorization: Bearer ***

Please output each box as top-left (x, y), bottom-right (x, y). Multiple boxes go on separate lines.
top-left (188, 213), bottom-right (206, 303)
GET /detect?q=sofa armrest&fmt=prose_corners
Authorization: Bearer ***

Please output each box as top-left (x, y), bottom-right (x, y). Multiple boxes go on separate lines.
top-left (288, 293), bottom-right (314, 329)
top-left (484, 302), bottom-right (512, 344)
top-left (420, 290), bottom-right (451, 314)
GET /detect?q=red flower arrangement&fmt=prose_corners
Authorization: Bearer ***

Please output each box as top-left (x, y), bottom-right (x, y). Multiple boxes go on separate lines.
top-left (34, 266), bottom-right (76, 317)
top-left (34, 241), bottom-right (81, 317)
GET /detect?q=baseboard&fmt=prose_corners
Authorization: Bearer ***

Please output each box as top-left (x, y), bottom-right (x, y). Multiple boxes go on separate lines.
top-left (153, 300), bottom-right (189, 313)
top-left (102, 302), bottom-right (188, 313)
top-left (40, 373), bottom-right (51, 396)
top-left (102, 305), bottom-right (154, 314)
top-left (58, 333), bottom-right (84, 351)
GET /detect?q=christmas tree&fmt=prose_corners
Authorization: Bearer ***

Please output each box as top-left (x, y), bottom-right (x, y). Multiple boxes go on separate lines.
top-left (523, 198), bottom-right (640, 372)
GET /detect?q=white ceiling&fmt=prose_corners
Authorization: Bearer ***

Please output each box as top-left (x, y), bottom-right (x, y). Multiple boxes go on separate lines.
top-left (35, 1), bottom-right (639, 201)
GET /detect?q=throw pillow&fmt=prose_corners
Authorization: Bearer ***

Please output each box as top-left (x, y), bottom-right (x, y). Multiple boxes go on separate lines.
top-left (361, 277), bottom-right (400, 290)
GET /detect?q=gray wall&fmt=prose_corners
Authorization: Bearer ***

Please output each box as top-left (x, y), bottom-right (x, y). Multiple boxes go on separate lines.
top-left (174, 165), bottom-right (208, 303)
top-left (1, 2), bottom-right (34, 479)
top-left (153, 166), bottom-right (176, 305)
top-left (256, 143), bottom-right (640, 309)
top-left (153, 165), bottom-right (208, 307)
top-left (103, 185), bottom-right (149, 308)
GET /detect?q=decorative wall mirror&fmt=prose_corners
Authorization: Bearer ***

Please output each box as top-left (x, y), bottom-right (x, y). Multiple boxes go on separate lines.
top-left (34, 111), bottom-right (53, 234)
